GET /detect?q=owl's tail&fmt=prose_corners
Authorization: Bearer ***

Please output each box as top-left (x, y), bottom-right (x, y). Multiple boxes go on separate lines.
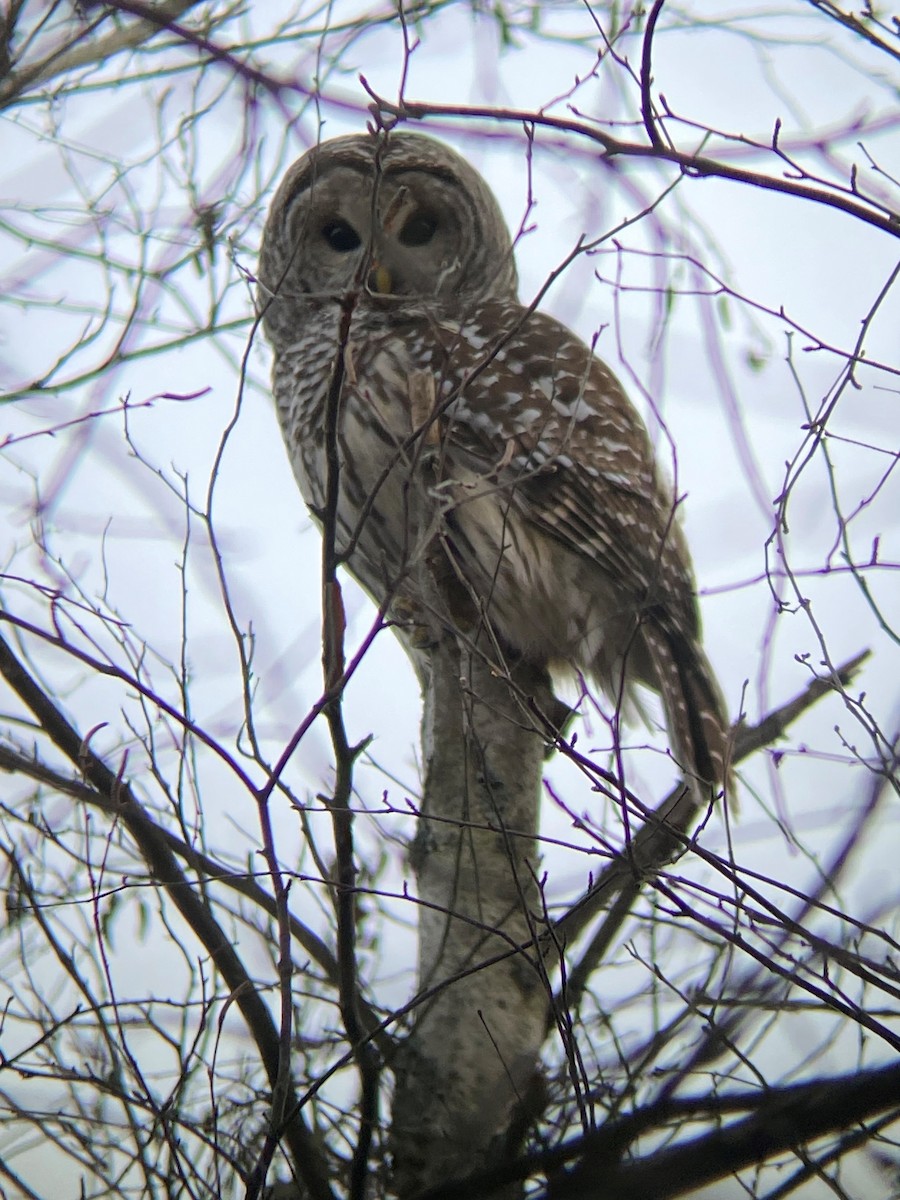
top-left (641, 620), bottom-right (732, 794)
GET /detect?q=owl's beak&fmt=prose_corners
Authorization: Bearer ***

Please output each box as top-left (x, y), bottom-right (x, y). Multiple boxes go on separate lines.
top-left (368, 262), bottom-right (393, 295)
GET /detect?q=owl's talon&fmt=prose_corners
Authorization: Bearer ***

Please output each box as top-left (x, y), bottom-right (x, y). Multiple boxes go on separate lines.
top-left (389, 597), bottom-right (438, 649)
top-left (395, 620), bottom-right (438, 651)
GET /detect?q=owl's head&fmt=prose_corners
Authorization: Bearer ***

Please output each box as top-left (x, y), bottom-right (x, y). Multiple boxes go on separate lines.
top-left (258, 131), bottom-right (519, 334)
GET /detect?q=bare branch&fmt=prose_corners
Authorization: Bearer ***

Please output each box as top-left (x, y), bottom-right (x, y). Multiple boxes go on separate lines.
top-left (0, 630), bottom-right (335, 1200)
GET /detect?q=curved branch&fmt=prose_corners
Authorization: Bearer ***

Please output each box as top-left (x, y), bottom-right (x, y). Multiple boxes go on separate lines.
top-left (639, 0), bottom-right (666, 150)
top-left (365, 91), bottom-right (899, 239)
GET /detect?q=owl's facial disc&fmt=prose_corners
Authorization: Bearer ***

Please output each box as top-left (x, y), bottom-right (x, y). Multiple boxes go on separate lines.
top-left (260, 132), bottom-right (519, 325)
top-left (369, 174), bottom-right (466, 298)
top-left (379, 186), bottom-right (437, 249)
top-left (366, 190), bottom-right (444, 296)
top-left (284, 166), bottom-right (473, 301)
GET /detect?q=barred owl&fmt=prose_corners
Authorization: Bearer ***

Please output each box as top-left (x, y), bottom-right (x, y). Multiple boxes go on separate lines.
top-left (258, 131), bottom-right (729, 789)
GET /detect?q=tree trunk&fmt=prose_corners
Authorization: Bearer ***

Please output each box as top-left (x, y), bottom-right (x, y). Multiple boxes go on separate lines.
top-left (390, 632), bottom-right (550, 1197)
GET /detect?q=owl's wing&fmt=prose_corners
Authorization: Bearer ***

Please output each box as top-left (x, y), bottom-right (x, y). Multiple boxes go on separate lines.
top-left (432, 304), bottom-right (731, 784)
top-left (431, 304), bottom-right (700, 638)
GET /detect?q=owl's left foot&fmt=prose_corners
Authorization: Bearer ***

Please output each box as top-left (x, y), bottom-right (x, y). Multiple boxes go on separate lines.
top-left (389, 595), bottom-right (439, 649)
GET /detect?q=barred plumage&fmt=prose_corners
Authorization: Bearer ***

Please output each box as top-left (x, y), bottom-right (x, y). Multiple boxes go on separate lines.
top-left (258, 131), bottom-right (729, 789)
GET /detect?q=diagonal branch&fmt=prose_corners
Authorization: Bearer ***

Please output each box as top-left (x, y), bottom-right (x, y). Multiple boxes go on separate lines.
top-left (0, 630), bottom-right (336, 1200)
top-left (0, 1), bottom-right (203, 109)
top-left (410, 1060), bottom-right (900, 1200)
top-left (553, 649), bottom-right (871, 1002)
top-left (550, 1060), bottom-right (900, 1199)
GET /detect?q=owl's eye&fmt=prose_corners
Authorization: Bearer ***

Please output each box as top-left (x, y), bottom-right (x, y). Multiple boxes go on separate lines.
top-left (322, 220), bottom-right (361, 252)
top-left (398, 212), bottom-right (437, 247)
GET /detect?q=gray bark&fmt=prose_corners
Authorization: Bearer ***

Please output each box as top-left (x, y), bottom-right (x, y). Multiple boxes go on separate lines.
top-left (390, 630), bottom-right (550, 1197)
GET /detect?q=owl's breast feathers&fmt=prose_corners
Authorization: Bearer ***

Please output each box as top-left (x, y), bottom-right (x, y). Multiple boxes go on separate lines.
top-left (364, 301), bottom-right (701, 637)
top-left (271, 293), bottom-right (728, 788)
top-left (278, 299), bottom-right (699, 633)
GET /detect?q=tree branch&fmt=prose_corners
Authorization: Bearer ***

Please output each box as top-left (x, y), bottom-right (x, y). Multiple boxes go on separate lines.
top-left (410, 1060), bottom-right (900, 1200)
top-left (554, 649), bottom-right (871, 986)
top-left (0, 631), bottom-right (336, 1200)
top-left (365, 91), bottom-right (899, 239)
top-left (0, 1), bottom-right (203, 109)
